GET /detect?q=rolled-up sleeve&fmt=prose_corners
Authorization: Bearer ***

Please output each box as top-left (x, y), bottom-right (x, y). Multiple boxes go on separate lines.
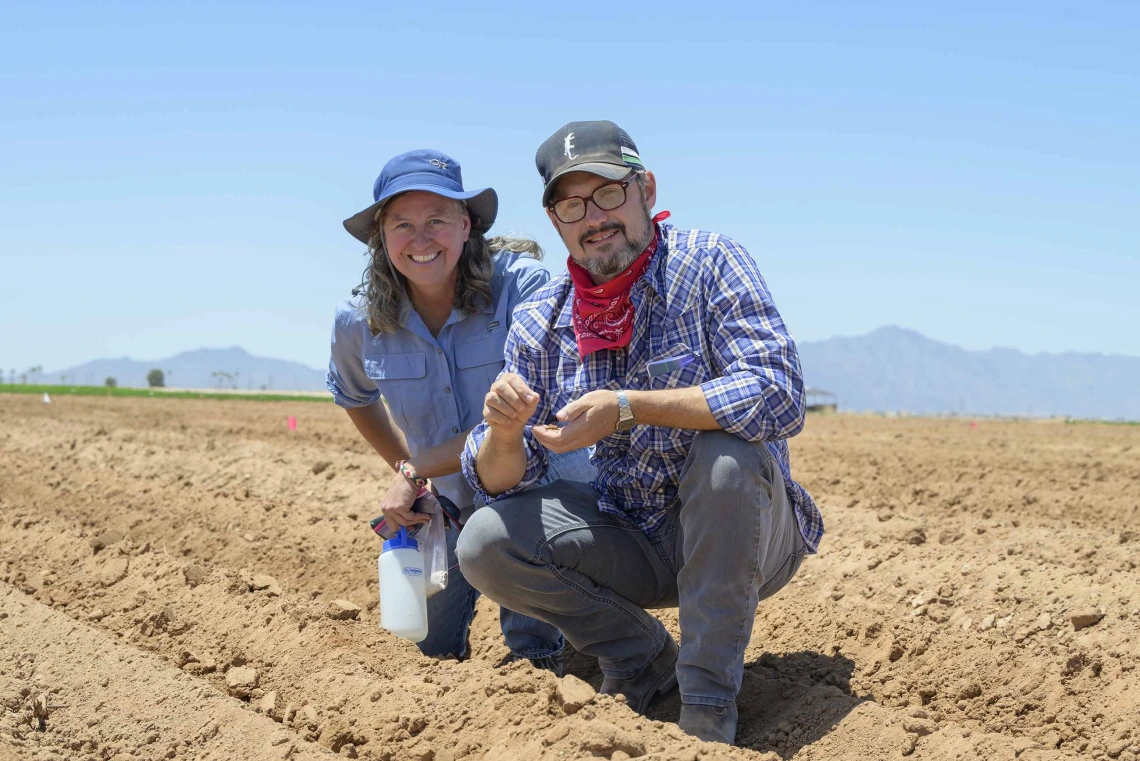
top-left (326, 301), bottom-right (381, 409)
top-left (699, 239), bottom-right (806, 442)
top-left (461, 332), bottom-right (551, 504)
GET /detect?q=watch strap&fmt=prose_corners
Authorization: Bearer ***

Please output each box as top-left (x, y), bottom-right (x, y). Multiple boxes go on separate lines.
top-left (615, 390), bottom-right (635, 432)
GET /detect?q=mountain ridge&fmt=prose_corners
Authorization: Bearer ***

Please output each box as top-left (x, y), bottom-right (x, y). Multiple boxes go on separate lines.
top-left (43, 346), bottom-right (327, 392)
top-left (30, 328), bottom-right (1139, 420)
top-left (797, 326), bottom-right (1139, 420)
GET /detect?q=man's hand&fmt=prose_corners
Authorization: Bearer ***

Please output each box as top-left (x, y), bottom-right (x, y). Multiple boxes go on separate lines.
top-left (378, 474), bottom-right (430, 530)
top-left (483, 373), bottom-right (540, 440)
top-left (532, 389), bottom-right (619, 454)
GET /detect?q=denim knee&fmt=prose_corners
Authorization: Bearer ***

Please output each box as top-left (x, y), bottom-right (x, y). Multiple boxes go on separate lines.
top-left (683, 431), bottom-right (775, 492)
top-left (679, 432), bottom-right (779, 517)
top-left (455, 505), bottom-right (511, 594)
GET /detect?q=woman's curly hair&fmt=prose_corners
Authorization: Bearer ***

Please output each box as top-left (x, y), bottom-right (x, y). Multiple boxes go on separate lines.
top-left (357, 199), bottom-right (542, 335)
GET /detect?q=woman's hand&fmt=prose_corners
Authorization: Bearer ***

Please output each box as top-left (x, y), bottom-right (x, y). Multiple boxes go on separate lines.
top-left (379, 474), bottom-right (431, 530)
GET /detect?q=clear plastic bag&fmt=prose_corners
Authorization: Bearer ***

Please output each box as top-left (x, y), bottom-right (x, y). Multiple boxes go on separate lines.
top-left (409, 492), bottom-right (449, 598)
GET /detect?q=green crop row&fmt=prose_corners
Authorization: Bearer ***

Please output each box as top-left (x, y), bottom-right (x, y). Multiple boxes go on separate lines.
top-left (0, 384), bottom-right (332, 403)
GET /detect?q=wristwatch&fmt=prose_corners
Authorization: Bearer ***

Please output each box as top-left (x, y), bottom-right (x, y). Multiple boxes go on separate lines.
top-left (614, 390), bottom-right (635, 432)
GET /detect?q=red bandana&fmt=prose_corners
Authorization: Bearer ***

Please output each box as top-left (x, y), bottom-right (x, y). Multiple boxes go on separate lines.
top-left (568, 211), bottom-right (671, 359)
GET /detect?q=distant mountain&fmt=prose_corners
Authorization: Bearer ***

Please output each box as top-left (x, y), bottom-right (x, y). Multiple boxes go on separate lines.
top-left (33, 328), bottom-right (1140, 419)
top-left (798, 326), bottom-right (1140, 420)
top-left (47, 347), bottom-right (326, 392)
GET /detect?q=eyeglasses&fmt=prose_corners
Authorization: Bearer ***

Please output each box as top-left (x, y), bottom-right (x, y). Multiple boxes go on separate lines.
top-left (548, 174), bottom-right (637, 224)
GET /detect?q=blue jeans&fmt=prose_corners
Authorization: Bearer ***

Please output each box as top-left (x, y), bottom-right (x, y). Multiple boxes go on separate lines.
top-left (415, 447), bottom-right (596, 660)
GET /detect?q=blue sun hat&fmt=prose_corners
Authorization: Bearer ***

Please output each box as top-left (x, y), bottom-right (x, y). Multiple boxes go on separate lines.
top-left (343, 149), bottom-right (499, 244)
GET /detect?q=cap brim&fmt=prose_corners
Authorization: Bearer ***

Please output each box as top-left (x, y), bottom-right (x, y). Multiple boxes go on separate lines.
top-left (541, 162), bottom-right (632, 206)
top-left (343, 185), bottom-right (498, 245)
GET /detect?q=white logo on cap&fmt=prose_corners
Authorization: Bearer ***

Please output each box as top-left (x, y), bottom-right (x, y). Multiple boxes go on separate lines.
top-left (429, 158), bottom-right (448, 169)
top-left (564, 133), bottom-right (578, 160)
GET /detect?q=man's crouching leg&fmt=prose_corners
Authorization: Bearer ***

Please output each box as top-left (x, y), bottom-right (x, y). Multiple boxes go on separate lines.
top-left (456, 480), bottom-right (675, 694)
top-left (675, 432), bottom-right (807, 744)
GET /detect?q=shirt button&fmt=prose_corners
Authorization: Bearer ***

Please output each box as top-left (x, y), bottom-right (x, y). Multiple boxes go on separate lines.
top-left (451, 426), bottom-right (460, 434)
top-left (656, 488), bottom-right (664, 493)
top-left (444, 386), bottom-right (452, 394)
top-left (437, 348), bottom-right (444, 355)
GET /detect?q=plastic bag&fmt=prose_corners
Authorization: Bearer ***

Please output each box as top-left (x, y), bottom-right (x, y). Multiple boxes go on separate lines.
top-left (369, 490), bottom-right (449, 598)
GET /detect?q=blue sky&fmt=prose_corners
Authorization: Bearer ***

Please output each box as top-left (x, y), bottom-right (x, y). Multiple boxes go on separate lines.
top-left (1, 0), bottom-right (1137, 375)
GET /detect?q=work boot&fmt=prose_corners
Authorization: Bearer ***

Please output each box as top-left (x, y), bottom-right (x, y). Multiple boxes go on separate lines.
top-left (504, 650), bottom-right (566, 678)
top-left (678, 701), bottom-right (738, 745)
top-left (599, 633), bottom-right (679, 714)
top-left (528, 651), bottom-right (566, 678)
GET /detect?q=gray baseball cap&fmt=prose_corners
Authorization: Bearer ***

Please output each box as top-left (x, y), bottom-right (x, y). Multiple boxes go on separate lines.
top-left (535, 121), bottom-right (645, 207)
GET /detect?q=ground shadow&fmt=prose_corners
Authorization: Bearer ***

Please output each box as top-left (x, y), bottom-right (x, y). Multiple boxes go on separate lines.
top-left (567, 648), bottom-right (860, 757)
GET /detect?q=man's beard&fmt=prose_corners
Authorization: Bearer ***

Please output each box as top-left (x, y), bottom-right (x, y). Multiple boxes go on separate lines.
top-left (572, 217), bottom-right (654, 282)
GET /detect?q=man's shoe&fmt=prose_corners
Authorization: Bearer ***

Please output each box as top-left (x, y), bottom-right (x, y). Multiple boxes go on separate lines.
top-left (599, 633), bottom-right (679, 714)
top-left (678, 701), bottom-right (738, 745)
top-left (527, 651), bottom-right (566, 678)
top-left (504, 650), bottom-right (566, 678)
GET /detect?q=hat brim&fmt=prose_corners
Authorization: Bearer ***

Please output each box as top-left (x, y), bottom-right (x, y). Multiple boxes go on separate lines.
top-left (541, 161), bottom-right (632, 206)
top-left (343, 184), bottom-right (498, 245)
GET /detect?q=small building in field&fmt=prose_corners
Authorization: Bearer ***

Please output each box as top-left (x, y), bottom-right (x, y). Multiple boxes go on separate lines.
top-left (806, 387), bottom-right (838, 413)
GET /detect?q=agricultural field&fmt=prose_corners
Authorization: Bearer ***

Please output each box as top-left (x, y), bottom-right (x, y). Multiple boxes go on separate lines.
top-left (1, 394), bottom-right (1137, 760)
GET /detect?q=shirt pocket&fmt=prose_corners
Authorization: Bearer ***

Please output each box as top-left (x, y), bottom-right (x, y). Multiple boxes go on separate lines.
top-left (641, 343), bottom-right (709, 392)
top-left (362, 352), bottom-right (434, 443)
top-left (454, 331), bottom-right (507, 421)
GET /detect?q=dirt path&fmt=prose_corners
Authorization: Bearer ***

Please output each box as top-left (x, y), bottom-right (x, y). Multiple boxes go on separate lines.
top-left (1, 395), bottom-right (1137, 760)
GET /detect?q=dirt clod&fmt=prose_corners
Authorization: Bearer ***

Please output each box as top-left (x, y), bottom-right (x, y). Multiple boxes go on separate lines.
top-left (225, 666), bottom-right (260, 698)
top-left (903, 527), bottom-right (927, 545)
top-left (554, 675), bottom-right (595, 715)
top-left (252, 574), bottom-right (282, 596)
top-left (258, 691), bottom-right (283, 721)
top-left (327, 599), bottom-right (361, 620)
top-left (99, 558), bottom-right (129, 587)
top-left (182, 565), bottom-right (208, 586)
top-left (1071, 610), bottom-right (1105, 631)
top-left (90, 530), bottom-right (126, 553)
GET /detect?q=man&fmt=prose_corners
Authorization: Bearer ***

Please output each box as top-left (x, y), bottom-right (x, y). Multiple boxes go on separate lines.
top-left (456, 121), bottom-right (824, 745)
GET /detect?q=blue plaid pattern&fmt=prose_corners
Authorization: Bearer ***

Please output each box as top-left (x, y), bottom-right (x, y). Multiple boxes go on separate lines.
top-left (461, 222), bottom-right (824, 553)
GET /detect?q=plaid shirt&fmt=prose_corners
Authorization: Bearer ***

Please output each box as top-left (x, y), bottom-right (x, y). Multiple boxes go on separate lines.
top-left (461, 222), bottom-right (824, 553)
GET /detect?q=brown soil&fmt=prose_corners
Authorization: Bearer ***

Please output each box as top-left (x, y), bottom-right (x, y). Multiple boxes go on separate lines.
top-left (1, 395), bottom-right (1137, 761)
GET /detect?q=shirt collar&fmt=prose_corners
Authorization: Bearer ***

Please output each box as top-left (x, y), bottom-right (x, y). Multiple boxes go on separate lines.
top-left (397, 287), bottom-right (495, 330)
top-left (553, 272), bottom-right (576, 329)
top-left (642, 221), bottom-right (671, 297)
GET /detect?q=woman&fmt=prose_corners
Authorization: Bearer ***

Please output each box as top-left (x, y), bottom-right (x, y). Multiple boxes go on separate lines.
top-left (327, 149), bottom-right (594, 673)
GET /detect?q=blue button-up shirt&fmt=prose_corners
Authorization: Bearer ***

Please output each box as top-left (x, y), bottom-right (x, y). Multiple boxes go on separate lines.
top-left (461, 223), bottom-right (824, 553)
top-left (327, 251), bottom-right (550, 510)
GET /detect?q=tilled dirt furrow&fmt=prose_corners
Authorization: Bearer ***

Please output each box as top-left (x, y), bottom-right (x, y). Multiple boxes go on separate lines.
top-left (0, 503), bottom-right (775, 760)
top-left (0, 399), bottom-right (387, 607)
top-left (0, 583), bottom-right (333, 761)
top-left (1, 502), bottom-right (1070, 761)
top-left (2, 395), bottom-right (1138, 761)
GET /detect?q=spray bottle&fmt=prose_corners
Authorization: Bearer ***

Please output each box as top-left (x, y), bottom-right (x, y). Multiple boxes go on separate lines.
top-left (377, 526), bottom-right (428, 642)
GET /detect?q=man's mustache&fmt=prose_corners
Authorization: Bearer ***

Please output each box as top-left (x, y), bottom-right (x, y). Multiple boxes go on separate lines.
top-left (579, 222), bottom-right (625, 248)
